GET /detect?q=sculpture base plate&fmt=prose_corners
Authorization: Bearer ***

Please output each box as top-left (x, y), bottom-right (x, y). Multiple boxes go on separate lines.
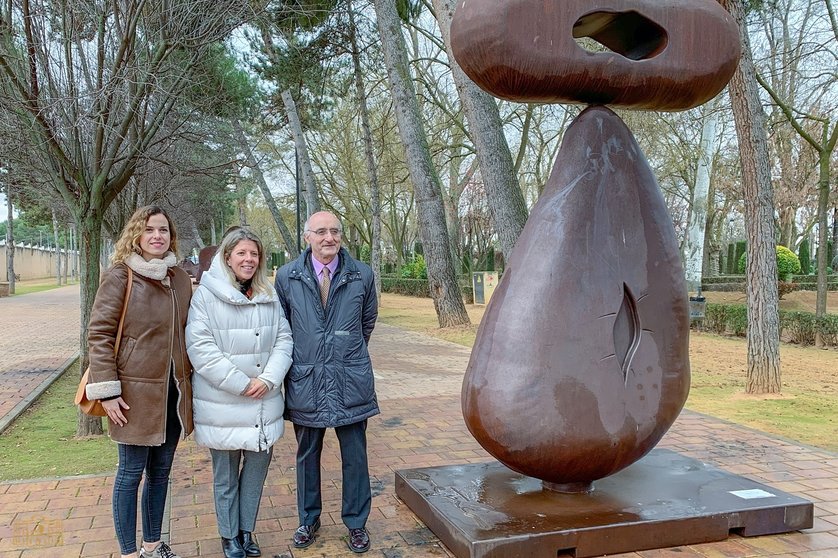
top-left (395, 448), bottom-right (813, 558)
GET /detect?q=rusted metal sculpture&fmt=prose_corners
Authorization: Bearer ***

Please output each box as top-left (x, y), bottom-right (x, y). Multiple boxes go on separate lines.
top-left (450, 0), bottom-right (740, 110)
top-left (451, 0), bottom-right (740, 491)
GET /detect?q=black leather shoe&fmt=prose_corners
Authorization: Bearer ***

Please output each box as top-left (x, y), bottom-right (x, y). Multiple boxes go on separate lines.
top-left (238, 531), bottom-right (261, 557)
top-left (292, 518), bottom-right (321, 548)
top-left (347, 527), bottom-right (370, 553)
top-left (221, 537), bottom-right (245, 558)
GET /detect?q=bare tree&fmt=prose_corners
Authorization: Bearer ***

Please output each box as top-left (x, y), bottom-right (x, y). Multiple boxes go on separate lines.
top-left (232, 118), bottom-right (300, 257)
top-left (721, 0), bottom-right (781, 393)
top-left (348, 0), bottom-right (382, 300)
top-left (0, 0), bottom-right (253, 435)
top-left (372, 0), bottom-right (469, 326)
top-left (684, 100), bottom-right (721, 292)
top-left (753, 0), bottom-right (838, 347)
top-left (430, 0), bottom-right (528, 263)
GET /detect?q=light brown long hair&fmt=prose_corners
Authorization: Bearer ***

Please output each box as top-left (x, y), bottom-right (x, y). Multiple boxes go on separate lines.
top-left (217, 227), bottom-right (272, 298)
top-left (111, 206), bottom-right (178, 264)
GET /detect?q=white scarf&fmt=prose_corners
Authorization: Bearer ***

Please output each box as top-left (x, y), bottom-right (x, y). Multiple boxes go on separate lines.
top-left (125, 252), bottom-right (177, 281)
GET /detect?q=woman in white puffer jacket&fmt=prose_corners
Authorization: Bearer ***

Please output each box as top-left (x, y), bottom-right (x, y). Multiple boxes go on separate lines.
top-left (186, 227), bottom-right (292, 558)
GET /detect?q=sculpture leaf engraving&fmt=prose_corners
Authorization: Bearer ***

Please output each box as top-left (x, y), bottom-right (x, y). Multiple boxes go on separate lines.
top-left (614, 283), bottom-right (641, 383)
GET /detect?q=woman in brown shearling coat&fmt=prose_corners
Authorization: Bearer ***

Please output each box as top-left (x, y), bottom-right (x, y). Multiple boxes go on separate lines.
top-left (86, 206), bottom-right (193, 558)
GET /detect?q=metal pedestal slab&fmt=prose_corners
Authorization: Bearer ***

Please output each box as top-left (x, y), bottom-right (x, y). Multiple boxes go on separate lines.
top-left (395, 448), bottom-right (813, 558)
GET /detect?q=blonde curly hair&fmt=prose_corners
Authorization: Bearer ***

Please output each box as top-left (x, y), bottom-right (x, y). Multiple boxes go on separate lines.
top-left (111, 206), bottom-right (179, 264)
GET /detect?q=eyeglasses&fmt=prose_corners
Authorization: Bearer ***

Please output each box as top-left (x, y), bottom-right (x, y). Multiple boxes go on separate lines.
top-left (307, 228), bottom-right (342, 238)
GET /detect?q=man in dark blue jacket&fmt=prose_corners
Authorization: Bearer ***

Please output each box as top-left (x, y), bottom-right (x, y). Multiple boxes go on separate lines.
top-left (274, 211), bottom-right (378, 554)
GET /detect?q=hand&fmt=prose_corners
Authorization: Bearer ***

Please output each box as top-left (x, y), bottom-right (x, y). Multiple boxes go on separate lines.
top-left (102, 397), bottom-right (130, 426)
top-left (243, 378), bottom-right (269, 399)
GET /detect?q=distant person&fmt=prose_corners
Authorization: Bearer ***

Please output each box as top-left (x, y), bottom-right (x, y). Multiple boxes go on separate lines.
top-left (86, 205), bottom-right (194, 558)
top-left (274, 211), bottom-right (378, 553)
top-left (186, 228), bottom-right (293, 558)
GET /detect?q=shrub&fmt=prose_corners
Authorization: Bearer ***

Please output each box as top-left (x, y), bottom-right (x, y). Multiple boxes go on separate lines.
top-left (776, 245), bottom-right (802, 279)
top-left (703, 304), bottom-right (729, 334)
top-left (726, 243), bottom-right (736, 274)
top-left (781, 311), bottom-right (816, 346)
top-left (399, 254), bottom-right (427, 279)
top-left (777, 280), bottom-right (799, 300)
top-left (381, 277), bottom-right (429, 297)
top-left (727, 304), bottom-right (748, 336)
top-left (737, 245), bottom-right (801, 280)
top-left (816, 314), bottom-right (838, 346)
top-left (733, 241), bottom-right (746, 274)
top-left (798, 238), bottom-right (811, 274)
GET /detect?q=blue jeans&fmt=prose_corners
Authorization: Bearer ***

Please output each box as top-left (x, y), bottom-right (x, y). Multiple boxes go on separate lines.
top-left (112, 395), bottom-right (181, 555)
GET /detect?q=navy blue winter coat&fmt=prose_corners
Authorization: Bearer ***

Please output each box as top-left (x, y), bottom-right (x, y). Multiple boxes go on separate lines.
top-left (274, 247), bottom-right (379, 428)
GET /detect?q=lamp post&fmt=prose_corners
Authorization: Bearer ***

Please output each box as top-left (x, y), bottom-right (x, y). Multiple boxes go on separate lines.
top-left (295, 145), bottom-right (301, 253)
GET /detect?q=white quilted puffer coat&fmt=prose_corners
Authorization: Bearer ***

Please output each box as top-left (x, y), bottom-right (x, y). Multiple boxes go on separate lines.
top-left (186, 254), bottom-right (293, 452)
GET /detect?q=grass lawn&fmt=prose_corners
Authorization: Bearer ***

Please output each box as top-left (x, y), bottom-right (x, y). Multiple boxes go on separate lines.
top-left (379, 293), bottom-right (838, 453)
top-left (703, 288), bottom-right (836, 313)
top-left (0, 362), bottom-right (117, 481)
top-left (9, 278), bottom-right (78, 296)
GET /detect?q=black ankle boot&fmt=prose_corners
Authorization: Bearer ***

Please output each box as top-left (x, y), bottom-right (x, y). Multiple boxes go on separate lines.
top-left (239, 531), bottom-right (261, 557)
top-left (221, 537), bottom-right (245, 558)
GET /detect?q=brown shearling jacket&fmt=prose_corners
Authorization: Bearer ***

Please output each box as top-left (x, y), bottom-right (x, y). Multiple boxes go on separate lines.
top-left (86, 261), bottom-right (194, 445)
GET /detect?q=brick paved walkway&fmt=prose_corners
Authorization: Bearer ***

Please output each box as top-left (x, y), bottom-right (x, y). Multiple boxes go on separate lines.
top-left (0, 297), bottom-right (837, 557)
top-left (0, 285), bottom-right (80, 434)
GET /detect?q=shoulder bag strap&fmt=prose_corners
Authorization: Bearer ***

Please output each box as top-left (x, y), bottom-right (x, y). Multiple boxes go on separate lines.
top-left (113, 268), bottom-right (133, 356)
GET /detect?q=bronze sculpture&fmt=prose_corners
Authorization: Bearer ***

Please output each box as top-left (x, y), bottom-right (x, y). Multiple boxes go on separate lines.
top-left (395, 5), bottom-right (814, 556)
top-left (451, 0), bottom-right (740, 491)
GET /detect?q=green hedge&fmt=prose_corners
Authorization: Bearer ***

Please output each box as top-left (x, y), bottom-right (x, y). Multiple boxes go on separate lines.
top-left (380, 276), bottom-right (474, 303)
top-left (381, 277), bottom-right (430, 297)
top-left (696, 303), bottom-right (838, 347)
top-left (700, 275), bottom-right (838, 293)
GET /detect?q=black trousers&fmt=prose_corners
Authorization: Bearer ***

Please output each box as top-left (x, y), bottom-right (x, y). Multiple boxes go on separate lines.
top-left (294, 420), bottom-right (371, 529)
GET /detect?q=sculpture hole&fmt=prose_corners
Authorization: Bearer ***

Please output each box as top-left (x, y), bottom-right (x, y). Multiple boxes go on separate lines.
top-left (573, 11), bottom-right (668, 60)
top-left (613, 283), bottom-right (641, 382)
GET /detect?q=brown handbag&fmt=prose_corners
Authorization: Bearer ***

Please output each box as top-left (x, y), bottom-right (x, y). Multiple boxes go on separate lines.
top-left (75, 268), bottom-right (134, 416)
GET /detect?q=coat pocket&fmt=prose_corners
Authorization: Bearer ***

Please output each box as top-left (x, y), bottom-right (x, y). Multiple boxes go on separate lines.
top-left (116, 336), bottom-right (137, 370)
top-left (342, 358), bottom-right (375, 409)
top-left (285, 363), bottom-right (317, 413)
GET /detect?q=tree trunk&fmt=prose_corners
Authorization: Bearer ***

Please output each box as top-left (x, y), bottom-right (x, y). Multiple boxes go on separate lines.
top-left (777, 206), bottom-right (796, 249)
top-left (723, 0), bottom-right (781, 393)
top-left (432, 0), bottom-right (528, 263)
top-left (5, 184), bottom-right (14, 294)
top-left (348, 1), bottom-right (382, 302)
top-left (236, 176), bottom-right (248, 226)
top-left (832, 206), bottom-right (837, 265)
top-left (684, 105), bottom-right (718, 292)
top-left (813, 147), bottom-right (831, 347)
top-left (231, 118), bottom-right (299, 258)
top-left (191, 223), bottom-right (205, 250)
top-left (52, 208), bottom-right (62, 285)
top-left (373, 0), bottom-right (469, 327)
top-left (63, 225), bottom-right (70, 284)
top-left (75, 212), bottom-right (104, 437)
top-left (280, 89), bottom-right (320, 218)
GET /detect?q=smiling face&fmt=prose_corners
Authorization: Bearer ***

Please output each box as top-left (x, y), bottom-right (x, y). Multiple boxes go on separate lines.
top-left (305, 211), bottom-right (342, 264)
top-left (139, 213), bottom-right (172, 261)
top-left (226, 239), bottom-right (260, 282)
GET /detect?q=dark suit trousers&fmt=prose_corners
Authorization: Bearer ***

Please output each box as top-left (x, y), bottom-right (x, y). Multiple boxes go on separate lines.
top-left (294, 420), bottom-right (371, 529)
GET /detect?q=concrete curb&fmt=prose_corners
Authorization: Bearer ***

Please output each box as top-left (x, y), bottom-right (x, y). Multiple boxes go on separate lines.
top-left (0, 352), bottom-right (79, 435)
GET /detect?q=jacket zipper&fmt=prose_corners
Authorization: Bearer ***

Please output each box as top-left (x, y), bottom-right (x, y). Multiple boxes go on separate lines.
top-left (171, 282), bottom-right (189, 441)
top-left (161, 280), bottom-right (176, 445)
